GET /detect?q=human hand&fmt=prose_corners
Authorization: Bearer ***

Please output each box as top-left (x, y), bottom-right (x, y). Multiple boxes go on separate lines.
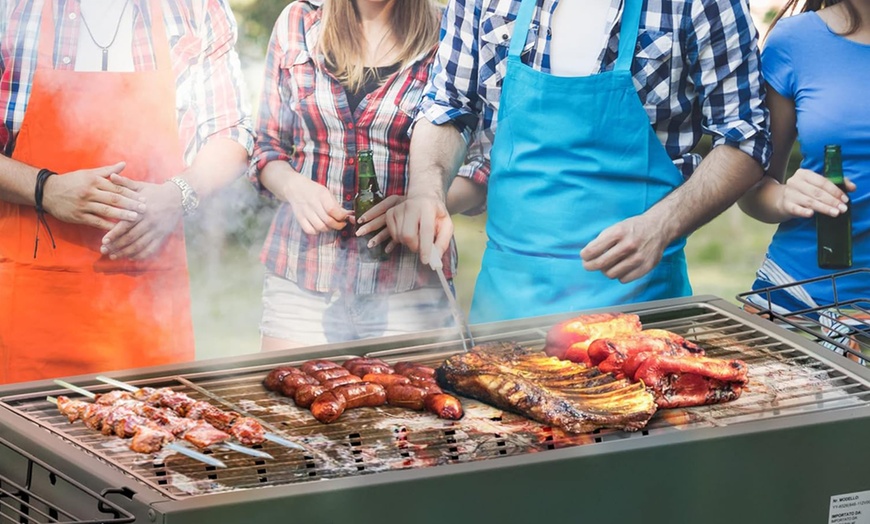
top-left (283, 176), bottom-right (351, 235)
top-left (355, 194), bottom-right (404, 253)
top-left (100, 176), bottom-right (183, 260)
top-left (778, 168), bottom-right (854, 219)
top-left (42, 162), bottom-right (145, 230)
top-left (580, 215), bottom-right (670, 284)
top-left (385, 194), bottom-right (453, 266)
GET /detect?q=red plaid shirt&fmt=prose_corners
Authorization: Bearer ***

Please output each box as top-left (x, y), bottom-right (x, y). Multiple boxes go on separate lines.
top-left (0, 0), bottom-right (253, 163)
top-left (251, 1), bottom-right (488, 295)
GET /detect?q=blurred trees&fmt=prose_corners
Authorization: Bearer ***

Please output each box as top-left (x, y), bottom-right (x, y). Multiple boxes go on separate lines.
top-left (230, 0), bottom-right (293, 54)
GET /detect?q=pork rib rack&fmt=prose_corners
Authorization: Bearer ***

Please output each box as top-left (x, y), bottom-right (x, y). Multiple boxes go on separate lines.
top-left (435, 342), bottom-right (657, 433)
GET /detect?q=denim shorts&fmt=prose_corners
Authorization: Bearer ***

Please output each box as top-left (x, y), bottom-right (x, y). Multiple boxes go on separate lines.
top-left (260, 272), bottom-right (456, 346)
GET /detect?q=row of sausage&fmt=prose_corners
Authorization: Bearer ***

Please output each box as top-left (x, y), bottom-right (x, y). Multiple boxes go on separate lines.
top-left (263, 358), bottom-right (463, 423)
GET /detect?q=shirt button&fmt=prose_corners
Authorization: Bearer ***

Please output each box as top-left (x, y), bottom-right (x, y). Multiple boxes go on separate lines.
top-left (62, 56), bottom-right (71, 64)
top-left (347, 157), bottom-right (355, 165)
top-left (501, 33), bottom-right (508, 41)
top-left (344, 194), bottom-right (352, 201)
top-left (340, 230), bottom-right (350, 238)
top-left (69, 12), bottom-right (77, 20)
top-left (347, 123), bottom-right (354, 130)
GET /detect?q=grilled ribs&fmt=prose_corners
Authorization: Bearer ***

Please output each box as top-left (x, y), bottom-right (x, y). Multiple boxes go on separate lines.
top-left (436, 343), bottom-right (657, 433)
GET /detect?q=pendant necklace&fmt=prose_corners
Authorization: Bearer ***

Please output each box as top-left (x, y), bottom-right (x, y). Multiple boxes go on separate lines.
top-left (79, 0), bottom-right (132, 71)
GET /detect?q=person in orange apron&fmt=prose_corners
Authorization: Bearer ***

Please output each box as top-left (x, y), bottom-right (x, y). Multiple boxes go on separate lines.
top-left (0, 0), bottom-right (252, 383)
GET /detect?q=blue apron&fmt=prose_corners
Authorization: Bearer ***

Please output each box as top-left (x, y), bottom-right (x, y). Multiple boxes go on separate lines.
top-left (470, 0), bottom-right (692, 324)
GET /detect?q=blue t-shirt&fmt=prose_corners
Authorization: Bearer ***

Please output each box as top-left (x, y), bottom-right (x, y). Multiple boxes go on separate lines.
top-left (760, 11), bottom-right (870, 304)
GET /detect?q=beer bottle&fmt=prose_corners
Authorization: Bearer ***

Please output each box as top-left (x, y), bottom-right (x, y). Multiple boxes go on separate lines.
top-left (354, 149), bottom-right (388, 261)
top-left (817, 144), bottom-right (852, 269)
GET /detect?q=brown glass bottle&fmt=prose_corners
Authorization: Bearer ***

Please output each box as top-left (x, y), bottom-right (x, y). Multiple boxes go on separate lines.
top-left (354, 149), bottom-right (388, 261)
top-left (817, 144), bottom-right (852, 269)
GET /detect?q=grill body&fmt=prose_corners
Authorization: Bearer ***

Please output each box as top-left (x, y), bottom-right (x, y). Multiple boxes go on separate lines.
top-left (2, 296), bottom-right (870, 524)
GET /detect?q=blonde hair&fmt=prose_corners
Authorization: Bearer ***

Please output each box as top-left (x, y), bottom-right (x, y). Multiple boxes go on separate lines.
top-left (318, 0), bottom-right (440, 92)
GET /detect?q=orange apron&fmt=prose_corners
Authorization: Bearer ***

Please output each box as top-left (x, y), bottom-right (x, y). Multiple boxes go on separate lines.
top-left (0, 1), bottom-right (194, 384)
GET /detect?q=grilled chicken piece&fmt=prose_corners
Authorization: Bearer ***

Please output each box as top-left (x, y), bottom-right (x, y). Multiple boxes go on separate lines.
top-left (588, 330), bottom-right (705, 378)
top-left (544, 313), bottom-right (643, 365)
top-left (437, 344), bottom-right (657, 433)
top-left (633, 354), bottom-right (748, 408)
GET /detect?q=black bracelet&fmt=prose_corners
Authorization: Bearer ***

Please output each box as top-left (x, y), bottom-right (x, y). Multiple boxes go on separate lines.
top-left (33, 168), bottom-right (57, 258)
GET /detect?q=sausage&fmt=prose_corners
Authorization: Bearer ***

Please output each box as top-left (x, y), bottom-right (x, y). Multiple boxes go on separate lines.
top-left (301, 359), bottom-right (343, 374)
top-left (408, 378), bottom-right (443, 396)
top-left (311, 367), bottom-right (351, 383)
top-left (320, 374), bottom-right (362, 390)
top-left (393, 362), bottom-right (435, 378)
top-left (294, 384), bottom-right (327, 408)
top-left (263, 367), bottom-right (301, 391)
top-left (331, 382), bottom-right (387, 409)
top-left (279, 373), bottom-right (320, 397)
top-left (310, 391), bottom-right (347, 424)
top-left (403, 369), bottom-right (437, 382)
top-left (385, 384), bottom-right (426, 410)
top-left (343, 357), bottom-right (391, 376)
top-left (362, 373), bottom-right (410, 387)
top-left (424, 393), bottom-right (464, 420)
top-left (347, 363), bottom-right (394, 378)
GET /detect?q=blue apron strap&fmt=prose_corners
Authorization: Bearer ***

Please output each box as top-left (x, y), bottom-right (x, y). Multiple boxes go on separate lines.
top-left (508, 0), bottom-right (538, 58)
top-left (615, 0), bottom-right (643, 72)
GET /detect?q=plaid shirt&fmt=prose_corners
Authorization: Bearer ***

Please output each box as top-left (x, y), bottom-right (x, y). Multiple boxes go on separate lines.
top-left (251, 1), bottom-right (487, 295)
top-left (422, 0), bottom-right (772, 179)
top-left (0, 0), bottom-right (254, 164)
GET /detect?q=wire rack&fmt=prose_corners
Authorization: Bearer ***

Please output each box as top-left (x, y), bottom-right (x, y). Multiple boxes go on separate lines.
top-left (736, 268), bottom-right (870, 364)
top-left (0, 436), bottom-right (134, 524)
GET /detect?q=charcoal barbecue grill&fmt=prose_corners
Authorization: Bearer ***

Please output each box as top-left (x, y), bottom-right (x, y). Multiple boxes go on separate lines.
top-left (2, 295), bottom-right (870, 524)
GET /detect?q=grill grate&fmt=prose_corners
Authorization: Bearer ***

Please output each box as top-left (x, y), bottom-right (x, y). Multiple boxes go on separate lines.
top-left (0, 436), bottom-right (134, 524)
top-left (737, 268), bottom-right (870, 363)
top-left (3, 302), bottom-right (870, 500)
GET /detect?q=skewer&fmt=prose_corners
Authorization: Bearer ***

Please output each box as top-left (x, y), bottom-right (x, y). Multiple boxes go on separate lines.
top-left (95, 375), bottom-right (306, 451)
top-left (46, 394), bottom-right (227, 469)
top-left (53, 380), bottom-right (272, 460)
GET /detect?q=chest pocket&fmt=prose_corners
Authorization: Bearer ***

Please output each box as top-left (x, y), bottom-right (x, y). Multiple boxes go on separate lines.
top-left (632, 29), bottom-right (674, 106)
top-left (479, 13), bottom-right (513, 111)
top-left (280, 49), bottom-right (317, 111)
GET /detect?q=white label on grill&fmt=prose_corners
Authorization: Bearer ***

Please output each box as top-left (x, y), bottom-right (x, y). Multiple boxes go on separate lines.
top-left (830, 490), bottom-right (870, 524)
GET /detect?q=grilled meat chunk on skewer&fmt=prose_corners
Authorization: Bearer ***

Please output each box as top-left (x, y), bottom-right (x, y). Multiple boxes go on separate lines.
top-left (127, 387), bottom-right (267, 446)
top-left (437, 345), bottom-right (657, 433)
top-left (587, 330), bottom-right (705, 379)
top-left (56, 396), bottom-right (231, 453)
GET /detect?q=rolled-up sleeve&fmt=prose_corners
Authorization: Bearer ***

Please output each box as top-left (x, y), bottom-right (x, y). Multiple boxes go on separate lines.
top-left (194, 0), bottom-right (254, 155)
top-left (417, 0), bottom-right (483, 144)
top-left (248, 7), bottom-right (298, 196)
top-left (687, 0), bottom-right (771, 169)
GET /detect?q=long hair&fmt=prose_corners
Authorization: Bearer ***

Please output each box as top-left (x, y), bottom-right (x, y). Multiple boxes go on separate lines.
top-left (318, 0), bottom-right (440, 92)
top-left (768, 0), bottom-right (860, 37)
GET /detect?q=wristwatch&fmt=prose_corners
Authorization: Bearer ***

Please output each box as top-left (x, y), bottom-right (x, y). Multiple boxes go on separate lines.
top-left (169, 177), bottom-right (200, 216)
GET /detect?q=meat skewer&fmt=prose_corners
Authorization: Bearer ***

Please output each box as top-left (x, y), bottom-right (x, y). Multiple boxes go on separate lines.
top-left (46, 395), bottom-right (227, 468)
top-left (95, 375), bottom-right (305, 451)
top-left (54, 379), bottom-right (273, 460)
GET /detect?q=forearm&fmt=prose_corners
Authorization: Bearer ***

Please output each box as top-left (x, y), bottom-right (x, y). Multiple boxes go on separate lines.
top-left (446, 176), bottom-right (486, 215)
top-left (737, 177), bottom-right (790, 224)
top-left (0, 155), bottom-right (40, 206)
top-left (647, 145), bottom-right (764, 241)
top-left (407, 119), bottom-right (468, 201)
top-left (259, 160), bottom-right (306, 202)
top-left (178, 138), bottom-right (248, 199)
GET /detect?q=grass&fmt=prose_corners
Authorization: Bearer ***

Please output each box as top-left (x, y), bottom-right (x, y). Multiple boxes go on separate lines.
top-left (187, 181), bottom-right (778, 360)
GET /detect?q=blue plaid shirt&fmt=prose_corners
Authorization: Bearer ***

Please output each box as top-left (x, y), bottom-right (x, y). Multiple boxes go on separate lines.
top-left (420, 0), bottom-right (771, 179)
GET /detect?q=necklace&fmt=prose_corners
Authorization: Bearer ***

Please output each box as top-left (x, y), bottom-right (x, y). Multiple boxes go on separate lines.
top-left (79, 0), bottom-right (132, 71)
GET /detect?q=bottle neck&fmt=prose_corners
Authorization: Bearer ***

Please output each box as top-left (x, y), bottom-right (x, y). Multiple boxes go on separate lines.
top-left (824, 146), bottom-right (844, 185)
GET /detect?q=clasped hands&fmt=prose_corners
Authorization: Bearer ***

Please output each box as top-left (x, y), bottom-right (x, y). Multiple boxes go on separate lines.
top-left (41, 161), bottom-right (184, 260)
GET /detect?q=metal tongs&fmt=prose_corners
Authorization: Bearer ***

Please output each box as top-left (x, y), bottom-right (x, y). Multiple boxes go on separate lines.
top-left (429, 245), bottom-right (475, 351)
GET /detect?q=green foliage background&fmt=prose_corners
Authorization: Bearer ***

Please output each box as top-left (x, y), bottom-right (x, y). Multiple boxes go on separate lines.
top-left (187, 2), bottom-right (786, 359)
